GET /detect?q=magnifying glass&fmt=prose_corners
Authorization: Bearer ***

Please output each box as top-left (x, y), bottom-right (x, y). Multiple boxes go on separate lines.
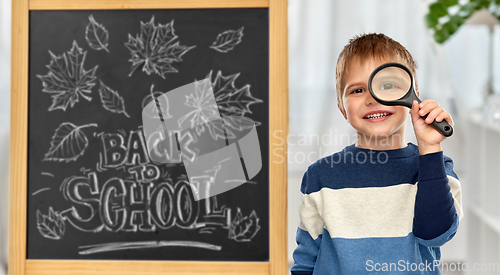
top-left (368, 62), bottom-right (453, 137)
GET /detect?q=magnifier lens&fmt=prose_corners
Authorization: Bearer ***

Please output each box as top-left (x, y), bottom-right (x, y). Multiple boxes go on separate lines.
top-left (371, 66), bottom-right (412, 101)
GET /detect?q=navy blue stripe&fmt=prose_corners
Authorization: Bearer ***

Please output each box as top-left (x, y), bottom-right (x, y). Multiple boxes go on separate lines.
top-left (301, 143), bottom-right (420, 194)
top-left (413, 151), bottom-right (457, 240)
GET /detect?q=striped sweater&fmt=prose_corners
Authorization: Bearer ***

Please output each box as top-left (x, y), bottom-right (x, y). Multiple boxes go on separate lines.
top-left (291, 143), bottom-right (463, 275)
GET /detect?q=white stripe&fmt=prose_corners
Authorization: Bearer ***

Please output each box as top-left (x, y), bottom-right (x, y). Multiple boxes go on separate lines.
top-left (300, 184), bottom-right (417, 239)
top-left (298, 190), bottom-right (325, 240)
top-left (448, 176), bottom-right (463, 220)
top-left (299, 177), bottom-right (463, 239)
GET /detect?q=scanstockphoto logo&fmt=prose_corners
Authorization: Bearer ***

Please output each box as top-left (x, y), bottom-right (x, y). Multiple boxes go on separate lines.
top-left (142, 78), bottom-right (263, 201)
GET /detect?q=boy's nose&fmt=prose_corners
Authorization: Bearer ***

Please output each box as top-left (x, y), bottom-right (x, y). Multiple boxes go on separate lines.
top-left (364, 91), bottom-right (377, 105)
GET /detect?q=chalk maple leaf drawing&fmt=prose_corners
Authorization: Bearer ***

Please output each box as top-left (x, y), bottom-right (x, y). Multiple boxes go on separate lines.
top-left (37, 41), bottom-right (98, 111)
top-left (125, 16), bottom-right (196, 78)
top-left (210, 70), bottom-right (262, 117)
top-left (178, 71), bottom-right (262, 140)
top-left (85, 15), bottom-right (110, 52)
top-left (37, 207), bottom-right (65, 240)
top-left (178, 78), bottom-right (225, 140)
top-left (210, 27), bottom-right (244, 53)
top-left (228, 209), bottom-right (260, 242)
top-left (44, 122), bottom-right (97, 162)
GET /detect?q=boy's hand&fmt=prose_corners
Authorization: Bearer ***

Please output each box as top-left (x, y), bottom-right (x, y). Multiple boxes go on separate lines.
top-left (410, 99), bottom-right (453, 155)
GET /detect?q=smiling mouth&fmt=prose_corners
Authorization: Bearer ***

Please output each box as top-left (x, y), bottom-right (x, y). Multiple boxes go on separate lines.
top-left (364, 112), bottom-right (392, 119)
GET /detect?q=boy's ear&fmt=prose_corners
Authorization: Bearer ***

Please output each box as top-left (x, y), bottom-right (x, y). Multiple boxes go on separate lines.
top-left (338, 103), bottom-right (347, 120)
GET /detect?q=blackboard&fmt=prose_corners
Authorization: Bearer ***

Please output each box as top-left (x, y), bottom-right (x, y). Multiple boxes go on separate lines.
top-left (27, 8), bottom-right (269, 261)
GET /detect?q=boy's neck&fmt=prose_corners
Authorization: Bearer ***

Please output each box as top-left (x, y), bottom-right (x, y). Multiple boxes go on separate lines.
top-left (354, 132), bottom-right (407, 151)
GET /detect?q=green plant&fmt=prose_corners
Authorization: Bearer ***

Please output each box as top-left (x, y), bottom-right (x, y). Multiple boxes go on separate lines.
top-left (425, 0), bottom-right (500, 43)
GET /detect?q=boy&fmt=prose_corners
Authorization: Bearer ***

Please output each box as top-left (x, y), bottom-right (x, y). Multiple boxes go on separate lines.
top-left (291, 33), bottom-right (463, 274)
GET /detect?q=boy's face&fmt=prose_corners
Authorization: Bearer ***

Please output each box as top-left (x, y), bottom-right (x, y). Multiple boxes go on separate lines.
top-left (339, 57), bottom-right (409, 142)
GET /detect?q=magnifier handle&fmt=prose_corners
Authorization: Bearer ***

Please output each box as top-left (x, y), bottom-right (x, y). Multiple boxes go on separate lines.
top-left (422, 113), bottom-right (454, 137)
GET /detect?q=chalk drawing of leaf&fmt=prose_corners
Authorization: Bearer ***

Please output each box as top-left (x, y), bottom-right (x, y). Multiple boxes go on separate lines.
top-left (44, 122), bottom-right (97, 162)
top-left (124, 16), bottom-right (196, 78)
top-left (228, 209), bottom-right (260, 242)
top-left (209, 70), bottom-right (262, 117)
top-left (98, 81), bottom-right (130, 118)
top-left (178, 78), bottom-right (225, 140)
top-left (37, 41), bottom-right (98, 111)
top-left (209, 27), bottom-right (244, 53)
top-left (85, 15), bottom-right (110, 52)
top-left (179, 71), bottom-right (262, 140)
top-left (37, 207), bottom-right (65, 240)
top-left (141, 85), bottom-right (173, 120)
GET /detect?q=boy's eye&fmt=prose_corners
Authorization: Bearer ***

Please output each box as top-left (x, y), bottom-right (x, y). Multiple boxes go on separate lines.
top-left (351, 88), bottom-right (364, 94)
top-left (380, 83), bottom-right (397, 90)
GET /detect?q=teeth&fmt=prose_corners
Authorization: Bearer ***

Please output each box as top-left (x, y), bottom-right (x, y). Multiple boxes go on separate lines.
top-left (365, 112), bottom-right (390, 119)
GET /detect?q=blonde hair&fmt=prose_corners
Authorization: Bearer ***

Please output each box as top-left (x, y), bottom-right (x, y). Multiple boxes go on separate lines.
top-left (336, 33), bottom-right (418, 111)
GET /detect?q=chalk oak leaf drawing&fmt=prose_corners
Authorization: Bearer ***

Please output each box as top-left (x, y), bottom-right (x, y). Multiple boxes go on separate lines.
top-left (210, 27), bottom-right (244, 53)
top-left (37, 41), bottom-right (98, 111)
top-left (125, 16), bottom-right (196, 78)
top-left (37, 207), bottom-right (65, 240)
top-left (44, 122), bottom-right (97, 162)
top-left (228, 209), bottom-right (260, 242)
top-left (85, 15), bottom-right (110, 52)
top-left (178, 71), bottom-right (262, 140)
top-left (98, 81), bottom-right (130, 118)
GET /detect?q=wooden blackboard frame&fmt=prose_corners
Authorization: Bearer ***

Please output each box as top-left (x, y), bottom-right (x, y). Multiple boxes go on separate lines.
top-left (9, 0), bottom-right (288, 274)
